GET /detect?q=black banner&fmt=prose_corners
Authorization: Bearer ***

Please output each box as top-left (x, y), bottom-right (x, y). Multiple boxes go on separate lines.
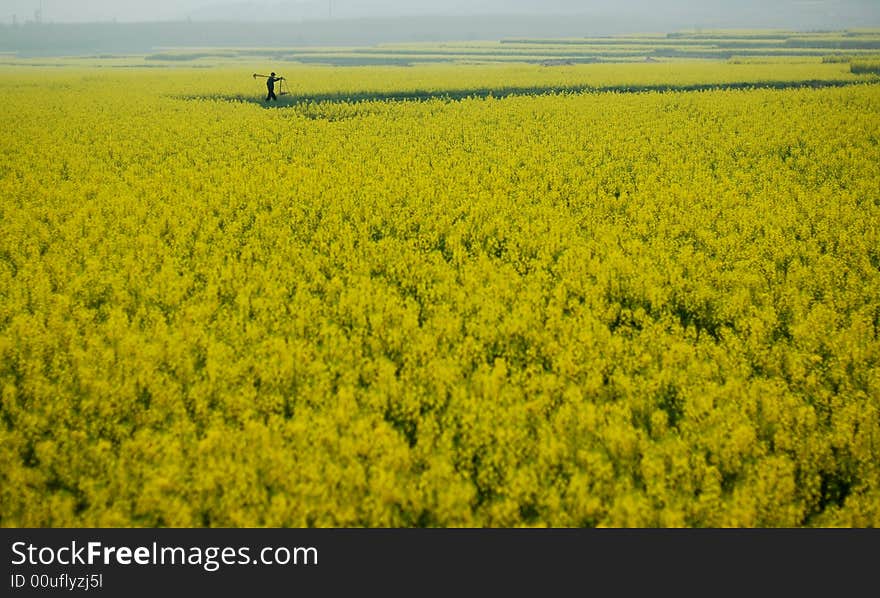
top-left (1, 528), bottom-right (877, 596)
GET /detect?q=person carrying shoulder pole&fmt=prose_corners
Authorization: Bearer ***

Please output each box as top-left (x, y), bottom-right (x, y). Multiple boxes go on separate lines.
top-left (253, 72), bottom-right (285, 102)
top-left (266, 72), bottom-right (283, 101)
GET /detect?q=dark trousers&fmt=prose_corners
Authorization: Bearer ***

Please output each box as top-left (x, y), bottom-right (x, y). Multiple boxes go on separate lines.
top-left (266, 89), bottom-right (277, 101)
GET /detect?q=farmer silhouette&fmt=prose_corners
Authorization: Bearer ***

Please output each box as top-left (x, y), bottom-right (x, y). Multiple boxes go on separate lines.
top-left (266, 72), bottom-right (284, 101)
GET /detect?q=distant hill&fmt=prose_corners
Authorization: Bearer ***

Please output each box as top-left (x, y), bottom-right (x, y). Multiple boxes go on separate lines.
top-left (186, 0), bottom-right (879, 26)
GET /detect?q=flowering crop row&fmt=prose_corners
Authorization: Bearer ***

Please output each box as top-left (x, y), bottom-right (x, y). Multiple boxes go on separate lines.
top-left (0, 64), bottom-right (878, 527)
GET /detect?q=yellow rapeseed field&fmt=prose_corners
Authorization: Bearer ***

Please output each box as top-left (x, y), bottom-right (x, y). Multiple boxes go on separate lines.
top-left (0, 62), bottom-right (878, 527)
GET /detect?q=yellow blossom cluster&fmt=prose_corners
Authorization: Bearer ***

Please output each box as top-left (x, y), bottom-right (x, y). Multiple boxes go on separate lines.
top-left (0, 63), bottom-right (878, 527)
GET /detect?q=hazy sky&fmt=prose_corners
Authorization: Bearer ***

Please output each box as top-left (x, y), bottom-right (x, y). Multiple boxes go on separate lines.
top-left (5, 0), bottom-right (207, 22)
top-left (6, 1), bottom-right (552, 23)
top-left (4, 0), bottom-right (880, 24)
